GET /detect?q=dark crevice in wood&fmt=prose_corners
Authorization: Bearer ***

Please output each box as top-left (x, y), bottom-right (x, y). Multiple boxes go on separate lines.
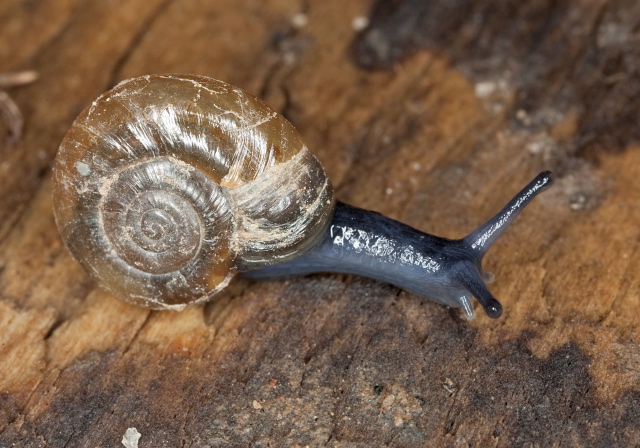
top-left (106, 0), bottom-right (175, 89)
top-left (120, 310), bottom-right (153, 357)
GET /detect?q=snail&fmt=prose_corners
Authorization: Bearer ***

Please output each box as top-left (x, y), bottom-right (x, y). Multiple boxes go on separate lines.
top-left (53, 74), bottom-right (554, 319)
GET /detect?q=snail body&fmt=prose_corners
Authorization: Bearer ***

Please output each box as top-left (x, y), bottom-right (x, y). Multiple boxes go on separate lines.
top-left (53, 74), bottom-right (553, 318)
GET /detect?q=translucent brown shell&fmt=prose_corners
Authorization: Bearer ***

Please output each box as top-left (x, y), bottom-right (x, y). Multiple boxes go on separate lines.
top-left (53, 74), bottom-right (335, 309)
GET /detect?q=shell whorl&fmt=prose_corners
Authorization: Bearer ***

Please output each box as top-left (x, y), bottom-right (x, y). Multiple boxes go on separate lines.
top-left (53, 74), bottom-right (334, 309)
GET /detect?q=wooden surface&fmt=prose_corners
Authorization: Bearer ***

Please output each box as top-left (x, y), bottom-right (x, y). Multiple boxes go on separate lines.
top-left (1, 0), bottom-right (639, 446)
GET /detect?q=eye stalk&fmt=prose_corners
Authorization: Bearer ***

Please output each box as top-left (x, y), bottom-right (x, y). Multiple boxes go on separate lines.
top-left (245, 171), bottom-right (555, 319)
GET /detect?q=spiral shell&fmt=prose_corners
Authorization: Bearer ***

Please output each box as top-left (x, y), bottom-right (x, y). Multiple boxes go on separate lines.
top-left (53, 74), bottom-right (334, 309)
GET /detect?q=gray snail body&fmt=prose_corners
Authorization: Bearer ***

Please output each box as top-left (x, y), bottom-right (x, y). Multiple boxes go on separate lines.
top-left (53, 74), bottom-right (553, 318)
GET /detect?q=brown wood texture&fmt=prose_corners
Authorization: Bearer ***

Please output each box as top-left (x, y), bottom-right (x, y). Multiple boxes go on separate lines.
top-left (1, 0), bottom-right (639, 446)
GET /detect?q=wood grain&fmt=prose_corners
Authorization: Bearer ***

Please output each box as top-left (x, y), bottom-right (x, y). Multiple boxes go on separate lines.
top-left (0, 0), bottom-right (638, 446)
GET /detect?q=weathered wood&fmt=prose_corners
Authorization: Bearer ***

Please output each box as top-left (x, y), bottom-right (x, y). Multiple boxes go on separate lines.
top-left (1, 0), bottom-right (639, 446)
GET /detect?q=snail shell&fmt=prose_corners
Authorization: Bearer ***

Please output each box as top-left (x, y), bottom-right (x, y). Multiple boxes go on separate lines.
top-left (53, 74), bottom-right (335, 309)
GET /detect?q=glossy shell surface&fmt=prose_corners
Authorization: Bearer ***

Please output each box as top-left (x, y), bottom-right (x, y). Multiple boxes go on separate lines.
top-left (53, 74), bottom-right (334, 309)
